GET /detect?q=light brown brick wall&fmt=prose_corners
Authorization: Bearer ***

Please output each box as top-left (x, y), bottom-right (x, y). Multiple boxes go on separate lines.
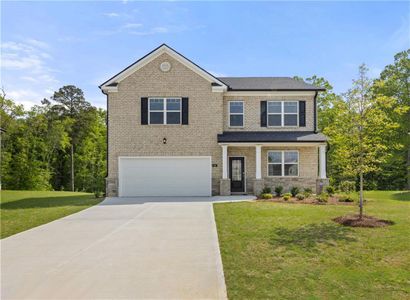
top-left (223, 95), bottom-right (315, 131)
top-left (107, 52), bottom-right (320, 196)
top-left (107, 53), bottom-right (224, 195)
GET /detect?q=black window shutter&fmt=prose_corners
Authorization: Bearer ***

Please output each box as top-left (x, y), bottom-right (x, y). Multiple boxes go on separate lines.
top-left (182, 97), bottom-right (189, 125)
top-left (141, 97), bottom-right (148, 125)
top-left (260, 101), bottom-right (267, 127)
top-left (299, 101), bottom-right (306, 127)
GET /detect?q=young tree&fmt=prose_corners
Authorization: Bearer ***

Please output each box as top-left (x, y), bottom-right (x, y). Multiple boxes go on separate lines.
top-left (341, 65), bottom-right (399, 217)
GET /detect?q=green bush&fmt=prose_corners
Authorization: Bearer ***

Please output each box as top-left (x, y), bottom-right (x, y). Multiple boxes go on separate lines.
top-left (338, 194), bottom-right (355, 202)
top-left (275, 186), bottom-right (283, 196)
top-left (339, 181), bottom-right (356, 193)
top-left (290, 186), bottom-right (300, 197)
top-left (260, 193), bottom-right (273, 199)
top-left (303, 188), bottom-right (313, 198)
top-left (283, 192), bottom-right (292, 201)
top-left (262, 187), bottom-right (272, 194)
top-left (296, 193), bottom-right (305, 200)
top-left (326, 186), bottom-right (335, 196)
top-left (316, 193), bottom-right (329, 203)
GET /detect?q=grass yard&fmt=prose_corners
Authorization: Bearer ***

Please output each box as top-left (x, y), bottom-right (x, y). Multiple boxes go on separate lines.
top-left (214, 191), bottom-right (410, 299)
top-left (0, 190), bottom-right (102, 239)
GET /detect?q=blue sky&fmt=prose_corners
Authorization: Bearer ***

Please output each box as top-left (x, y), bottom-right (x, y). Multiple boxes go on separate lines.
top-left (1, 1), bottom-right (409, 109)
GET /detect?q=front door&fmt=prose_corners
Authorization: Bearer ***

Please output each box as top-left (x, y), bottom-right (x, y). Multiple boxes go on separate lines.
top-left (229, 157), bottom-right (245, 193)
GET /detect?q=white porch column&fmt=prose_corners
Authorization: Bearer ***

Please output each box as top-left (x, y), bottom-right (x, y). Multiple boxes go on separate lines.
top-left (319, 144), bottom-right (327, 179)
top-left (222, 144), bottom-right (228, 179)
top-left (255, 144), bottom-right (262, 179)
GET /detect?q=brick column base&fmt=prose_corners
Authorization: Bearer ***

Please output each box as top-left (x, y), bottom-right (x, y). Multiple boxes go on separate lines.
top-left (253, 179), bottom-right (264, 196)
top-left (220, 179), bottom-right (231, 196)
top-left (106, 178), bottom-right (118, 197)
top-left (316, 178), bottom-right (330, 194)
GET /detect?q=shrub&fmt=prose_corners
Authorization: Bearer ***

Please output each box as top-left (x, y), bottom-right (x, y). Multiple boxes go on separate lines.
top-left (283, 193), bottom-right (292, 201)
top-left (262, 187), bottom-right (272, 194)
top-left (303, 188), bottom-right (313, 198)
top-left (316, 193), bottom-right (329, 203)
top-left (260, 193), bottom-right (273, 199)
top-left (326, 186), bottom-right (335, 196)
top-left (296, 193), bottom-right (305, 200)
top-left (290, 186), bottom-right (300, 197)
top-left (338, 194), bottom-right (355, 202)
top-left (274, 186), bottom-right (283, 196)
top-left (339, 181), bottom-right (356, 193)
top-left (94, 191), bottom-right (102, 198)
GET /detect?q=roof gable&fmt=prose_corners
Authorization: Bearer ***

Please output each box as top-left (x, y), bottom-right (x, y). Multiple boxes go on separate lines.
top-left (100, 44), bottom-right (227, 92)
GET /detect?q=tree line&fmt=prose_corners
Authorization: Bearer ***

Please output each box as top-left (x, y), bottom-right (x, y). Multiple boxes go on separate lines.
top-left (0, 86), bottom-right (106, 195)
top-left (0, 49), bottom-right (408, 194)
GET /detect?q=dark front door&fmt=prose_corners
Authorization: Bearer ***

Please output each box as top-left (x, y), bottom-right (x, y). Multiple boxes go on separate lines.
top-left (229, 157), bottom-right (245, 193)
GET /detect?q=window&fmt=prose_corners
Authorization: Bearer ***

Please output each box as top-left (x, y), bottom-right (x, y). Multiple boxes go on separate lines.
top-left (267, 101), bottom-right (298, 127)
top-left (149, 98), bottom-right (181, 124)
top-left (267, 151), bottom-right (299, 176)
top-left (229, 101), bottom-right (244, 127)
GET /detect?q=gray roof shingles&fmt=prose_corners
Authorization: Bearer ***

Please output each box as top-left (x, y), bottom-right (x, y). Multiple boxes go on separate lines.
top-left (217, 131), bottom-right (328, 143)
top-left (217, 77), bottom-right (325, 91)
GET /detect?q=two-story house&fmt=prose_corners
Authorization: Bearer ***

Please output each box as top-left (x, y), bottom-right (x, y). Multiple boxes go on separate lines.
top-left (100, 44), bottom-right (329, 197)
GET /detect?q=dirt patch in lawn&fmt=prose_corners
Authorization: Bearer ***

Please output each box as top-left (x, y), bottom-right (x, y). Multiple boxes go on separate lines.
top-left (333, 215), bottom-right (394, 228)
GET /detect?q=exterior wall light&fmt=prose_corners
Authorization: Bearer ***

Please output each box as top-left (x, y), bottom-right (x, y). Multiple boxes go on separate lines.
top-left (163, 137), bottom-right (167, 144)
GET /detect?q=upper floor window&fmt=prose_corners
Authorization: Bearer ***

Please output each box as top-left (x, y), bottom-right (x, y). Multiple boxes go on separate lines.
top-left (267, 101), bottom-right (298, 127)
top-left (149, 98), bottom-right (181, 124)
top-left (229, 101), bottom-right (244, 127)
top-left (267, 150), bottom-right (299, 177)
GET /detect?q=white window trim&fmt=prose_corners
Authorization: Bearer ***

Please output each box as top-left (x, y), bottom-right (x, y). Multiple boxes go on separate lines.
top-left (267, 101), bottom-right (299, 127)
top-left (148, 97), bottom-right (182, 125)
top-left (267, 150), bottom-right (299, 177)
top-left (228, 100), bottom-right (244, 128)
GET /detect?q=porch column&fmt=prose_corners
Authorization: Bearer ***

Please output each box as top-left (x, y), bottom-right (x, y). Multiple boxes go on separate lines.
top-left (319, 144), bottom-right (327, 179)
top-left (222, 144), bottom-right (228, 179)
top-left (255, 144), bottom-right (262, 179)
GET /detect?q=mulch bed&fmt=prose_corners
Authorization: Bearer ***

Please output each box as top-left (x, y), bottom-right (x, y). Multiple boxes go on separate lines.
top-left (257, 196), bottom-right (354, 205)
top-left (333, 214), bottom-right (394, 228)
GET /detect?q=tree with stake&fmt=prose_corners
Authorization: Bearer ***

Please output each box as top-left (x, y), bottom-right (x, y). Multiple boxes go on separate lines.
top-left (338, 65), bottom-right (400, 219)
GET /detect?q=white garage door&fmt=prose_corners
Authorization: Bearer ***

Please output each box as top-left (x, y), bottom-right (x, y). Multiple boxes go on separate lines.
top-left (118, 156), bottom-right (212, 197)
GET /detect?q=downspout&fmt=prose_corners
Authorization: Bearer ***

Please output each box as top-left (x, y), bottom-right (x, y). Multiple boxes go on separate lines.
top-left (313, 91), bottom-right (318, 133)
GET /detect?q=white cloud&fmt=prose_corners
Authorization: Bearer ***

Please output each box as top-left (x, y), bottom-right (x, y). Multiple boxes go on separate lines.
top-left (388, 17), bottom-right (410, 51)
top-left (103, 12), bottom-right (120, 17)
top-left (1, 38), bottom-right (59, 108)
top-left (25, 38), bottom-right (49, 49)
top-left (122, 23), bottom-right (142, 29)
top-left (6, 89), bottom-right (49, 109)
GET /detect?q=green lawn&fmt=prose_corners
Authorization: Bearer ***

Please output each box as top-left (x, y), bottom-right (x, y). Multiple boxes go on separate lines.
top-left (0, 190), bottom-right (102, 239)
top-left (214, 191), bottom-right (410, 299)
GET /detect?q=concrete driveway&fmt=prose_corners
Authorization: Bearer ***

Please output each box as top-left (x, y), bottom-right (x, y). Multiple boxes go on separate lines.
top-left (1, 196), bottom-right (254, 299)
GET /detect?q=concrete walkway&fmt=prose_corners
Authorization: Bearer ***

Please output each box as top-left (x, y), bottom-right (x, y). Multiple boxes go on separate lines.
top-left (1, 196), bottom-right (254, 299)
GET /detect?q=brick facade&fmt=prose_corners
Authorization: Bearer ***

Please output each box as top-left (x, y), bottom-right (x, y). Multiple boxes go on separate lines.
top-left (105, 50), bottom-right (325, 196)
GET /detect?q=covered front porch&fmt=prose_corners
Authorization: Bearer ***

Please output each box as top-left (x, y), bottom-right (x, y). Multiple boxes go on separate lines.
top-left (217, 131), bottom-right (329, 195)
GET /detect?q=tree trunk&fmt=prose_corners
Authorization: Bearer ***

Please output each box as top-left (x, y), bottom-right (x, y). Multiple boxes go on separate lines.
top-left (71, 143), bottom-right (74, 191)
top-left (359, 171), bottom-right (364, 219)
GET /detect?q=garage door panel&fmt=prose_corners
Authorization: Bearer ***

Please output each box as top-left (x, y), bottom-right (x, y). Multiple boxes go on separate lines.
top-left (119, 157), bottom-right (211, 197)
